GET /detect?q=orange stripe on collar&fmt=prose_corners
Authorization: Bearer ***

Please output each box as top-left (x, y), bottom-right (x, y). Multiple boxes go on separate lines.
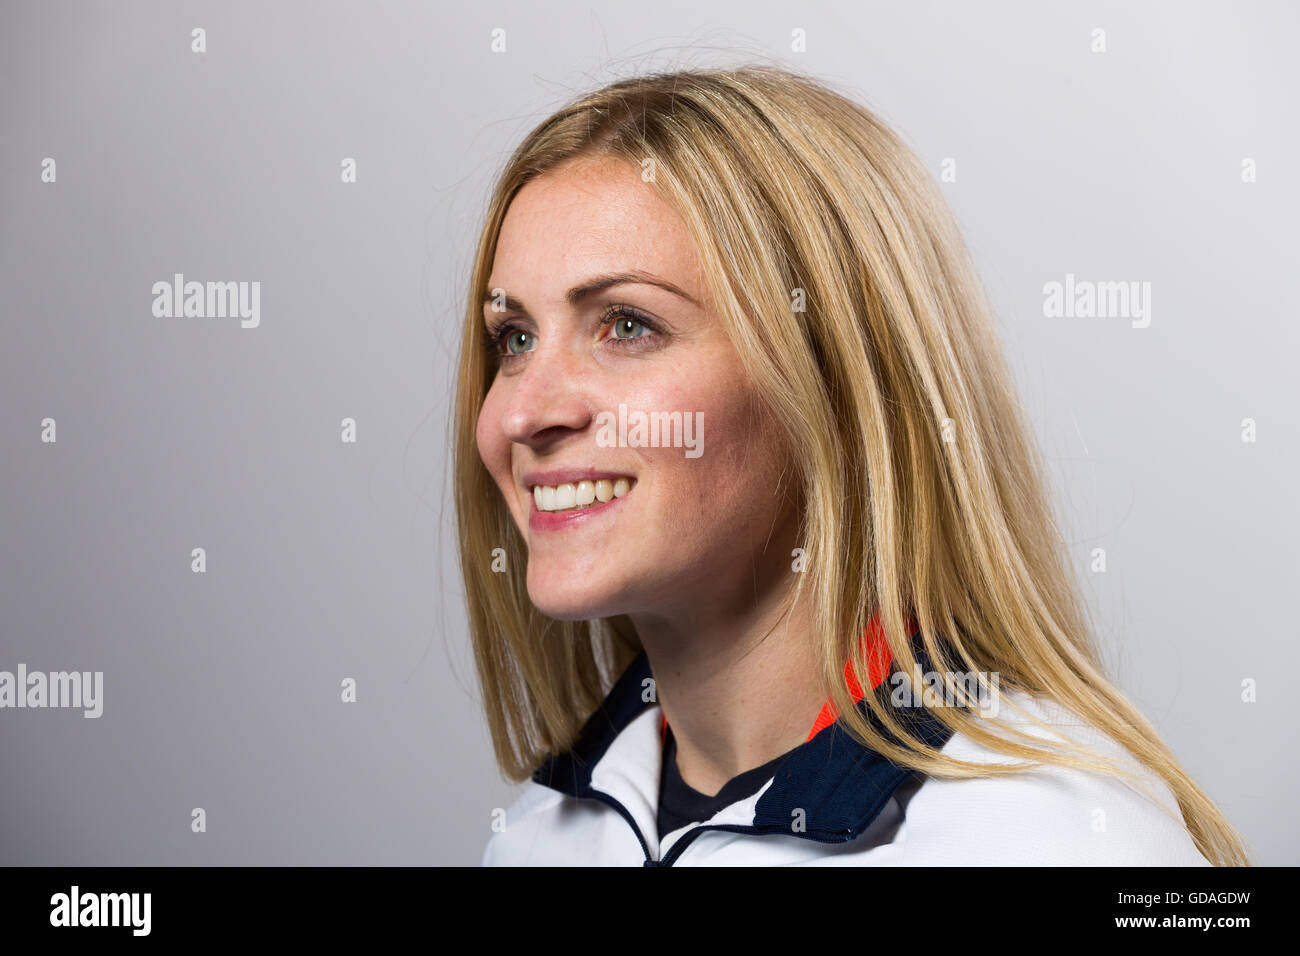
top-left (803, 612), bottom-right (897, 741)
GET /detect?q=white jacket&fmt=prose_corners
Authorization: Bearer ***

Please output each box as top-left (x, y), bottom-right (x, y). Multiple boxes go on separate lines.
top-left (482, 651), bottom-right (1211, 866)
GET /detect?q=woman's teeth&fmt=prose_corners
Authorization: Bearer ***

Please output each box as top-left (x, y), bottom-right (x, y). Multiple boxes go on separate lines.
top-left (533, 478), bottom-right (633, 513)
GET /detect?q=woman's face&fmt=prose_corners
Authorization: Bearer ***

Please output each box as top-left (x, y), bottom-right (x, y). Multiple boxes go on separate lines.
top-left (476, 154), bottom-right (797, 623)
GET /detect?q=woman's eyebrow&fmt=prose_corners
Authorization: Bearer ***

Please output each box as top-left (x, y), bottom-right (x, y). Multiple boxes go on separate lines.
top-left (481, 270), bottom-right (700, 313)
top-left (564, 271), bottom-right (700, 307)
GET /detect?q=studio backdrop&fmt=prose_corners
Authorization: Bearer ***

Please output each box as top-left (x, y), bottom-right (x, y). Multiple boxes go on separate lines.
top-left (1, 0), bottom-right (1295, 865)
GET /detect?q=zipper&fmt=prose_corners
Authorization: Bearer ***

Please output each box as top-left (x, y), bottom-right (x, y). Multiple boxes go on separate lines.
top-left (585, 787), bottom-right (734, 866)
top-left (658, 824), bottom-right (710, 866)
top-left (582, 788), bottom-right (864, 866)
top-left (586, 786), bottom-right (774, 867)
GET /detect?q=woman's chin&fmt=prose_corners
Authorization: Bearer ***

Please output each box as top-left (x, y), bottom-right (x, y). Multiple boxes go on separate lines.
top-left (526, 574), bottom-right (628, 622)
top-left (525, 580), bottom-right (600, 624)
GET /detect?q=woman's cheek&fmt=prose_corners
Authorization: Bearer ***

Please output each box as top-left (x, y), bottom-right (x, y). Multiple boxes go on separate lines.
top-left (475, 389), bottom-right (514, 505)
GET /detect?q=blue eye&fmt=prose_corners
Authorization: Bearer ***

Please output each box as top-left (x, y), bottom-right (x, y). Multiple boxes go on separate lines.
top-left (484, 306), bottom-right (661, 365)
top-left (611, 315), bottom-right (647, 339)
top-left (482, 322), bottom-right (536, 362)
top-left (602, 305), bottom-right (661, 346)
top-left (505, 329), bottom-right (535, 354)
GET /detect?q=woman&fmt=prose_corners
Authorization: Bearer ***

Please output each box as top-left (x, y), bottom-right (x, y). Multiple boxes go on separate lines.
top-left (456, 65), bottom-right (1249, 866)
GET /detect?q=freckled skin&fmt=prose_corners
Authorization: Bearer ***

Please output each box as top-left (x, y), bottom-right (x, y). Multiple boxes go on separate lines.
top-left (475, 155), bottom-right (798, 625)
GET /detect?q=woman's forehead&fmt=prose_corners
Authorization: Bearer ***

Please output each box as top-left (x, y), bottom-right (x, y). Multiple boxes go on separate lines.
top-left (491, 157), bottom-right (705, 302)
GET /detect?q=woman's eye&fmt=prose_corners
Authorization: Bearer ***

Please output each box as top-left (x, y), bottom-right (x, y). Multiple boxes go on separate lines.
top-left (611, 316), bottom-right (647, 339)
top-left (505, 329), bottom-right (535, 354)
top-left (599, 306), bottom-right (662, 351)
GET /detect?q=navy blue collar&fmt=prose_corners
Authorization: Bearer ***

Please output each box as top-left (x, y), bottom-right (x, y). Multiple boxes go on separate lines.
top-left (532, 645), bottom-right (954, 844)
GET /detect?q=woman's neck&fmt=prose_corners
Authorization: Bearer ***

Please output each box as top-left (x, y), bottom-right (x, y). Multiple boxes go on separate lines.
top-left (630, 576), bottom-right (825, 798)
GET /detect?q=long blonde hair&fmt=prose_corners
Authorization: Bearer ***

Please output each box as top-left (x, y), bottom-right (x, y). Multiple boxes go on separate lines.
top-left (454, 65), bottom-right (1250, 866)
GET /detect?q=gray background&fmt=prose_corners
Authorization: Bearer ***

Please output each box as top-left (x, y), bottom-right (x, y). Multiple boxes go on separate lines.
top-left (1, 0), bottom-right (1295, 865)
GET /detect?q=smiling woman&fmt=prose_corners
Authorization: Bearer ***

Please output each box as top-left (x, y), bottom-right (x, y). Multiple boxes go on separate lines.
top-left (473, 152), bottom-right (793, 627)
top-left (453, 65), bottom-right (1249, 866)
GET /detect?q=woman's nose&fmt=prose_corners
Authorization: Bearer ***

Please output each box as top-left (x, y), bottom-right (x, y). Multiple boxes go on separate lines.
top-left (498, 344), bottom-right (594, 448)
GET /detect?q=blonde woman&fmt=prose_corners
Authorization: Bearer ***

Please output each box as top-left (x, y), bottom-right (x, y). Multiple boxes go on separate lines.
top-left (456, 66), bottom-right (1248, 866)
